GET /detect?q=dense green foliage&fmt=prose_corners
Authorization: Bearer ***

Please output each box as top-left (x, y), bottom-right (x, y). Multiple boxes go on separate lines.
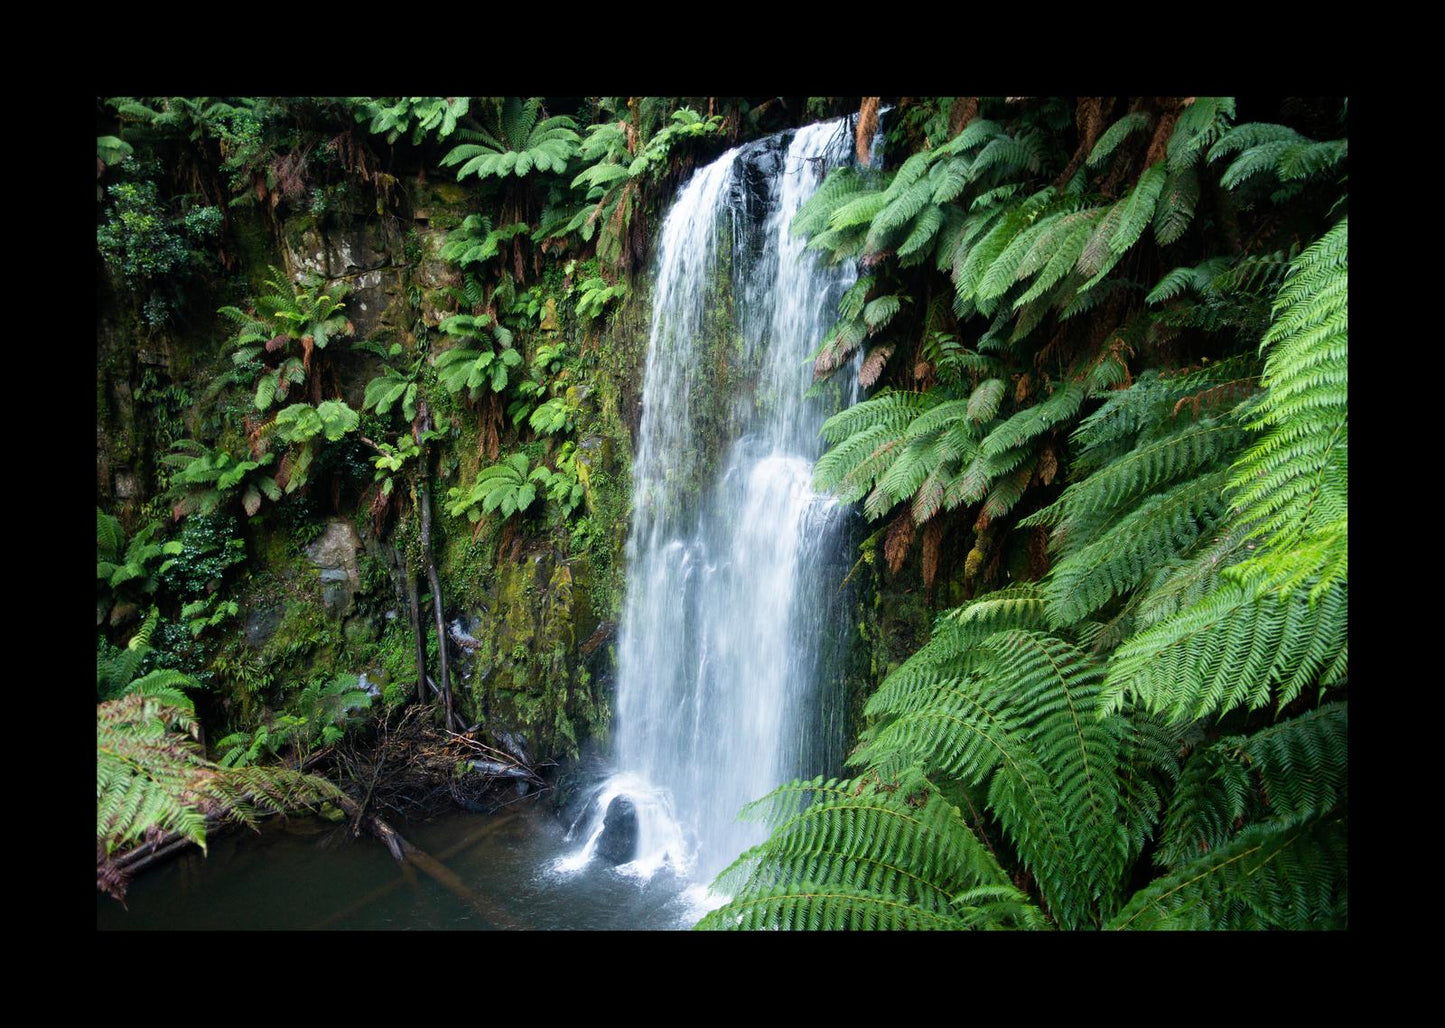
top-left (97, 96), bottom-right (1344, 929)
top-left (702, 97), bottom-right (1347, 931)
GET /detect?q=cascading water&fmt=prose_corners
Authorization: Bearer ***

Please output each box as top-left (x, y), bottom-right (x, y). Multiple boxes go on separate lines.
top-left (560, 118), bottom-right (860, 897)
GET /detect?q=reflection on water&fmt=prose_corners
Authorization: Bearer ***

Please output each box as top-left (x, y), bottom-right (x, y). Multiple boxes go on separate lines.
top-left (97, 802), bottom-right (704, 931)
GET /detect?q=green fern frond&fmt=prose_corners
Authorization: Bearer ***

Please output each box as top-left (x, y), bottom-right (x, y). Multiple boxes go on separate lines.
top-left (859, 629), bottom-right (1124, 927)
top-left (792, 167), bottom-right (868, 239)
top-left (702, 771), bottom-right (1035, 930)
top-left (1044, 469), bottom-right (1233, 626)
top-left (1157, 703), bottom-right (1346, 869)
top-left (1108, 814), bottom-right (1346, 929)
top-left (953, 188), bottom-right (1055, 309)
top-left (867, 176), bottom-right (936, 248)
top-left (1013, 209), bottom-right (1104, 309)
top-left (1152, 165), bottom-right (1200, 246)
top-left (1088, 112), bottom-right (1151, 168)
top-left (1110, 162), bottom-right (1167, 254)
top-left (1229, 218), bottom-right (1347, 554)
top-left (978, 381), bottom-right (1086, 461)
top-left (1037, 419), bottom-right (1243, 530)
top-left (1101, 579), bottom-right (1348, 722)
top-left (1133, 522), bottom-right (1253, 627)
top-left (1165, 97), bottom-right (1236, 173)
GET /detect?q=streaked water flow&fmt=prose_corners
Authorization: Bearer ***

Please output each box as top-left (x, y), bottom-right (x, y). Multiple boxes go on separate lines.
top-left (561, 118), bottom-right (858, 892)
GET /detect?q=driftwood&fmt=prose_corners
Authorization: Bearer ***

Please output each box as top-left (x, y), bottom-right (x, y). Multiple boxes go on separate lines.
top-left (312, 811), bottom-right (521, 929)
top-left (330, 792), bottom-right (525, 929)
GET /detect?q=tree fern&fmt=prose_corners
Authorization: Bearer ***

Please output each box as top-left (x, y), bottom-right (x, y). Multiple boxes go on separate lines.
top-left (718, 97), bottom-right (1346, 929)
top-left (441, 97), bottom-right (579, 181)
top-left (1101, 578), bottom-right (1347, 721)
top-left (1157, 703), bottom-right (1346, 869)
top-left (1230, 218), bottom-right (1348, 561)
top-left (1106, 815), bottom-right (1346, 930)
top-left (700, 771), bottom-right (1043, 930)
top-left (855, 628), bottom-right (1125, 927)
top-left (98, 692), bottom-right (341, 900)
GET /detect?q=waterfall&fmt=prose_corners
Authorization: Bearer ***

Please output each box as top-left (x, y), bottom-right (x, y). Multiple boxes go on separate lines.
top-left (561, 118), bottom-right (858, 891)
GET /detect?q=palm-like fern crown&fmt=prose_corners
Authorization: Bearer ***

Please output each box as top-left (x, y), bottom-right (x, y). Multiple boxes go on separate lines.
top-left (441, 97), bottom-right (580, 181)
top-left (703, 97), bottom-right (1347, 931)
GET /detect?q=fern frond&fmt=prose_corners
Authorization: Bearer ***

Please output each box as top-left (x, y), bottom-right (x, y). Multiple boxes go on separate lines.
top-left (860, 629), bottom-right (1124, 927)
top-left (1101, 579), bottom-right (1348, 722)
top-left (1044, 469), bottom-right (1233, 626)
top-left (1038, 419), bottom-right (1243, 530)
top-left (1087, 111), bottom-right (1150, 168)
top-left (702, 771), bottom-right (1035, 930)
top-left (1110, 162), bottom-right (1166, 254)
top-left (1165, 97), bottom-right (1236, 173)
top-left (978, 381), bottom-right (1086, 461)
top-left (1157, 703), bottom-right (1346, 869)
top-left (1152, 165), bottom-right (1200, 246)
top-left (1229, 218), bottom-right (1347, 554)
top-left (1108, 814), bottom-right (1346, 929)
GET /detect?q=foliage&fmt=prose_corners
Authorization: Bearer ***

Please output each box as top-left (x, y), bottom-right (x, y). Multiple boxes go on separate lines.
top-left (216, 673), bottom-right (373, 768)
top-left (352, 96), bottom-right (470, 146)
top-left (441, 97), bottom-right (579, 181)
top-left (98, 689), bottom-right (341, 900)
top-left (439, 215), bottom-right (531, 272)
top-left (561, 105), bottom-right (723, 270)
top-left (434, 314), bottom-right (524, 398)
top-left (221, 266), bottom-right (353, 410)
top-left (97, 510), bottom-right (182, 624)
top-left (705, 97), bottom-right (1347, 931)
top-left (97, 179), bottom-right (220, 282)
top-left (154, 511), bottom-right (248, 596)
top-left (445, 453), bottom-right (540, 521)
top-left (574, 275), bottom-right (629, 321)
top-left (161, 441), bottom-right (279, 519)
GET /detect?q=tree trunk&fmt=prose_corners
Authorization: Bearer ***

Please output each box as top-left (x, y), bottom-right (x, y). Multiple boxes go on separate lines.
top-left (413, 399), bottom-right (455, 730)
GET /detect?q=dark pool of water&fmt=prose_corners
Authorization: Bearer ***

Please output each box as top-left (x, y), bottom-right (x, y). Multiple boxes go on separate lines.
top-left (97, 798), bottom-right (708, 930)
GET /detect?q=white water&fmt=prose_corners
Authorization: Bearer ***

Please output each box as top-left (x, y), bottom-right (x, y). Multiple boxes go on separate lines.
top-left (561, 119), bottom-right (858, 890)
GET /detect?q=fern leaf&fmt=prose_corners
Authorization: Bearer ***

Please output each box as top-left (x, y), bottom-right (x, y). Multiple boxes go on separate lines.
top-left (1158, 703), bottom-right (1346, 869)
top-left (1108, 815), bottom-right (1346, 929)
top-left (1110, 162), bottom-right (1166, 254)
top-left (1101, 580), bottom-right (1348, 722)
top-left (1230, 218), bottom-right (1347, 554)
top-left (1152, 165), bottom-right (1200, 246)
top-left (1166, 97), bottom-right (1236, 173)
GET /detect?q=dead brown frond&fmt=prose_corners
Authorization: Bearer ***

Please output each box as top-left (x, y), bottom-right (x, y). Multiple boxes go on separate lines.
top-left (856, 97), bottom-right (881, 165)
top-left (884, 511), bottom-right (916, 574)
top-left (921, 519), bottom-right (945, 590)
top-left (1028, 525), bottom-right (1051, 580)
top-left (1171, 377), bottom-right (1260, 420)
top-left (949, 97), bottom-right (979, 140)
top-left (1144, 99), bottom-right (1185, 167)
top-left (1036, 445), bottom-right (1058, 486)
top-left (859, 344), bottom-right (894, 388)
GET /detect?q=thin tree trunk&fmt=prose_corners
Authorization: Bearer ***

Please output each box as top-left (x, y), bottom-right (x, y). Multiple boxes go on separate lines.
top-left (400, 547), bottom-right (428, 703)
top-left (413, 399), bottom-right (455, 730)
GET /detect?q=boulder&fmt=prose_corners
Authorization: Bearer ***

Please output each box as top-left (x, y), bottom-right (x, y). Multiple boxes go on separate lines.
top-left (595, 795), bottom-right (639, 865)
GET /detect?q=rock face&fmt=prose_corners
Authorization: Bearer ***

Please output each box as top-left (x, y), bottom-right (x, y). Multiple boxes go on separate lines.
top-left (595, 795), bottom-right (639, 865)
top-left (305, 519), bottom-right (363, 619)
top-left (244, 604), bottom-right (283, 649)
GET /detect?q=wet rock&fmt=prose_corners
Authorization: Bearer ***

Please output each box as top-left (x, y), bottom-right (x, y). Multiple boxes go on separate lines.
top-left (306, 520), bottom-right (363, 619)
top-left (322, 582), bottom-right (353, 620)
top-left (245, 603), bottom-right (283, 648)
top-left (595, 795), bottom-right (638, 865)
